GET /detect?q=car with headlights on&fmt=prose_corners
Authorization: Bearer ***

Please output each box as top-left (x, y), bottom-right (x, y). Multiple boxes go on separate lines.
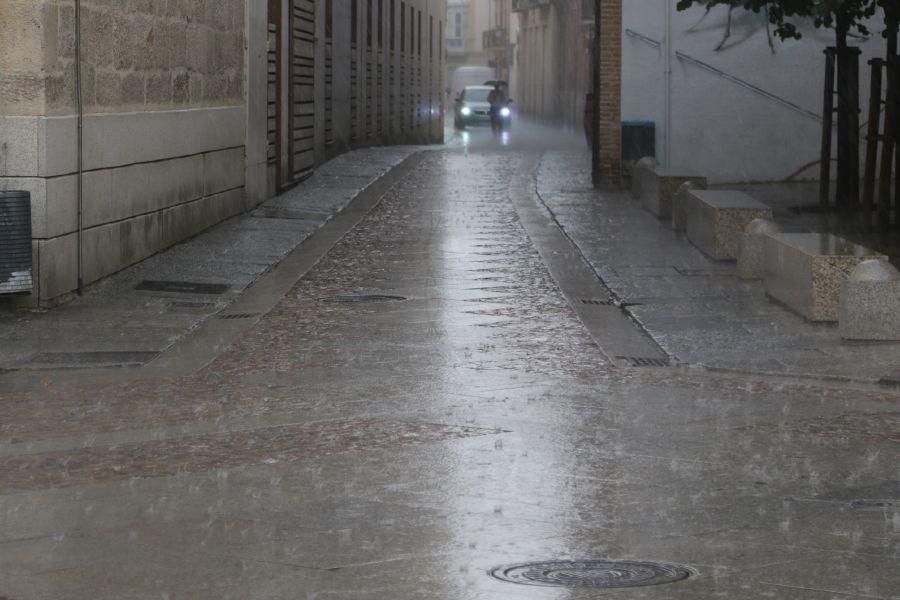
top-left (453, 85), bottom-right (511, 130)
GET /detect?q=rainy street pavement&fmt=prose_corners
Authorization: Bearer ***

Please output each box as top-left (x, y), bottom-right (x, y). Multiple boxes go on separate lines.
top-left (2, 124), bottom-right (900, 599)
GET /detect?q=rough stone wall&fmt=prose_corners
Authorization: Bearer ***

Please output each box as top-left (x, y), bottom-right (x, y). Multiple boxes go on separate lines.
top-left (0, 1), bottom-right (49, 116)
top-left (0, 0), bottom-right (246, 117)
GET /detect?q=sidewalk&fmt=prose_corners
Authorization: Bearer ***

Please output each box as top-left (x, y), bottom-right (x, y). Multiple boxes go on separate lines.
top-left (0, 147), bottom-right (420, 373)
top-left (536, 150), bottom-right (900, 384)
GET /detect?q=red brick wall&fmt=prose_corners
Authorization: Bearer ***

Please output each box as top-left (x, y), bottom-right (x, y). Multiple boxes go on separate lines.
top-left (598, 0), bottom-right (622, 184)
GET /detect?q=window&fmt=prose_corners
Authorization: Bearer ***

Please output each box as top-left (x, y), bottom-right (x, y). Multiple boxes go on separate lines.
top-left (429, 15), bottom-right (433, 59)
top-left (454, 12), bottom-right (462, 39)
top-left (379, 0), bottom-right (384, 48)
top-left (352, 0), bottom-right (358, 45)
top-left (367, 0), bottom-right (373, 48)
top-left (325, 0), bottom-right (333, 39)
top-left (400, 2), bottom-right (405, 53)
top-left (417, 10), bottom-right (422, 57)
top-left (390, 0), bottom-right (395, 50)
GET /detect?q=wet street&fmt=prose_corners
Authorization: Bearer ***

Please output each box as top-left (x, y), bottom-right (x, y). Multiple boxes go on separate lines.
top-left (2, 124), bottom-right (900, 599)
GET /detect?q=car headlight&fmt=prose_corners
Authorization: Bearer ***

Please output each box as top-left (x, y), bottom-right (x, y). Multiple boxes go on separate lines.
top-left (500, 107), bottom-right (511, 117)
top-left (460, 106), bottom-right (471, 116)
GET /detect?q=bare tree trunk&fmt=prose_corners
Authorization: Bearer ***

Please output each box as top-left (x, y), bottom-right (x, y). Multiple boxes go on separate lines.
top-left (834, 12), bottom-right (860, 211)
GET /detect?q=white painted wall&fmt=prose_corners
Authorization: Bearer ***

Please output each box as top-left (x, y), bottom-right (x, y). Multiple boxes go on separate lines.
top-left (622, 1), bottom-right (884, 183)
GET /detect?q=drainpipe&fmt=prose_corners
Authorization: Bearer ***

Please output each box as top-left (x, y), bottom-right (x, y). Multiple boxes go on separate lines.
top-left (74, 0), bottom-right (85, 295)
top-left (664, 0), bottom-right (673, 169)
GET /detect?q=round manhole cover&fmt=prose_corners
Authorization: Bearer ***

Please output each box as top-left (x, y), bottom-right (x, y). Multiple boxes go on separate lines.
top-left (489, 560), bottom-right (693, 589)
top-left (318, 295), bottom-right (407, 303)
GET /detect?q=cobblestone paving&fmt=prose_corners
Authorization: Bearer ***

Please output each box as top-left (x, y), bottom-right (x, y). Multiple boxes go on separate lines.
top-left (1, 137), bottom-right (900, 599)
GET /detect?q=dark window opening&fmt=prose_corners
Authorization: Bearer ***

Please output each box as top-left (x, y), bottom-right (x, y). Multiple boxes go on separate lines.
top-left (367, 0), bottom-right (373, 48)
top-left (352, 0), bottom-right (358, 45)
top-left (429, 15), bottom-right (433, 60)
top-left (390, 0), bottom-right (395, 51)
top-left (400, 2), bottom-right (406, 54)
top-left (326, 0), bottom-right (333, 39)
top-left (417, 10), bottom-right (422, 57)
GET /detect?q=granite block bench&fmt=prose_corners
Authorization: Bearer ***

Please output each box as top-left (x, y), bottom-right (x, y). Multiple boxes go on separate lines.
top-left (684, 189), bottom-right (773, 260)
top-left (632, 160), bottom-right (707, 220)
top-left (839, 259), bottom-right (900, 340)
top-left (738, 218), bottom-right (782, 280)
top-left (764, 233), bottom-right (886, 322)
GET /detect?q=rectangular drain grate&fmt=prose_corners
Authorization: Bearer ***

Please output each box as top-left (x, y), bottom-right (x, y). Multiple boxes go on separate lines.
top-left (22, 351), bottom-right (159, 367)
top-left (617, 356), bottom-right (670, 367)
top-left (878, 377), bottom-right (900, 388)
top-left (136, 281), bottom-right (229, 295)
top-left (580, 298), bottom-right (615, 306)
top-left (168, 301), bottom-right (217, 309)
top-left (217, 313), bottom-right (261, 320)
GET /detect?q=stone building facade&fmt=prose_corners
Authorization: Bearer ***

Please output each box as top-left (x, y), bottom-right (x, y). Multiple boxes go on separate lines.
top-left (513, 0), bottom-right (620, 182)
top-left (0, 0), bottom-right (445, 306)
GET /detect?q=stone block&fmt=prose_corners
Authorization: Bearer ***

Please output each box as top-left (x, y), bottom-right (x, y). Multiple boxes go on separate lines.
top-left (637, 165), bottom-right (707, 220)
top-left (630, 156), bottom-right (655, 200)
top-left (35, 233), bottom-right (78, 301)
top-left (764, 233), bottom-right (885, 322)
top-left (203, 147), bottom-right (246, 196)
top-left (671, 181), bottom-right (699, 232)
top-left (685, 189), bottom-right (772, 260)
top-left (738, 218), bottom-right (782, 280)
top-left (839, 259), bottom-right (900, 340)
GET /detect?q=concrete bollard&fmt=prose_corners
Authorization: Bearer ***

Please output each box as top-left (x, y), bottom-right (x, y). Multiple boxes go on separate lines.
top-left (671, 181), bottom-right (697, 232)
top-left (839, 259), bottom-right (900, 340)
top-left (630, 156), bottom-right (656, 200)
top-left (738, 218), bottom-right (782, 280)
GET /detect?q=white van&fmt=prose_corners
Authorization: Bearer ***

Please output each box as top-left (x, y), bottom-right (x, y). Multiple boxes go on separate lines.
top-left (449, 66), bottom-right (494, 102)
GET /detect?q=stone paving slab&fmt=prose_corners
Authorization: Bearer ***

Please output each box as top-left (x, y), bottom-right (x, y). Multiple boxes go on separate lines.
top-left (1, 139), bottom-right (899, 599)
top-left (536, 150), bottom-right (900, 383)
top-left (0, 147), bottom-right (421, 372)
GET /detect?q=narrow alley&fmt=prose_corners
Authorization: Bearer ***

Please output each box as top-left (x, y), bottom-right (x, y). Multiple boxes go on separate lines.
top-left (1, 124), bottom-right (899, 599)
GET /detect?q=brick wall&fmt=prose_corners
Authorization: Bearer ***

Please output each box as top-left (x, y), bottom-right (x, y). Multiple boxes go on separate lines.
top-left (597, 0), bottom-right (622, 183)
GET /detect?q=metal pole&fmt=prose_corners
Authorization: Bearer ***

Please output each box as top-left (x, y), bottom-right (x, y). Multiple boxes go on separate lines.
top-left (591, 0), bottom-right (601, 187)
top-left (75, 0), bottom-right (84, 295)
top-left (820, 48), bottom-right (835, 208)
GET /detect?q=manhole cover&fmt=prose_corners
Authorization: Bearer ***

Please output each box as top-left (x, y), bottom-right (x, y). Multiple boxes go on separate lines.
top-left (489, 560), bottom-right (692, 589)
top-left (318, 295), bottom-right (407, 303)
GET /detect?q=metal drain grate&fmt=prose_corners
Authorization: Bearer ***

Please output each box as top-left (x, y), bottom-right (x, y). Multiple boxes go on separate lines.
top-left (617, 356), bottom-right (670, 367)
top-left (489, 560), bottom-right (692, 589)
top-left (22, 351), bottom-right (159, 367)
top-left (217, 313), bottom-right (261, 320)
top-left (878, 376), bottom-right (900, 389)
top-left (136, 281), bottom-right (230, 295)
top-left (580, 298), bottom-right (615, 306)
top-left (319, 295), bottom-right (407, 303)
top-left (168, 301), bottom-right (217, 309)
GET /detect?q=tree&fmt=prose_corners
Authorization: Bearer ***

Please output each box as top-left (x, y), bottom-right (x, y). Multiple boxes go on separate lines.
top-left (678, 0), bottom-right (881, 207)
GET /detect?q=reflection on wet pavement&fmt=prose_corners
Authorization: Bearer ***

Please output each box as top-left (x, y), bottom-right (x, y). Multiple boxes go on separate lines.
top-left (0, 122), bottom-right (899, 599)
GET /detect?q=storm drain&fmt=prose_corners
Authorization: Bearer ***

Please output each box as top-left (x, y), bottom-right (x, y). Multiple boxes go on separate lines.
top-left (579, 298), bottom-right (615, 306)
top-left (168, 301), bottom-right (217, 309)
top-left (136, 281), bottom-right (230, 295)
top-left (217, 312), bottom-right (261, 320)
top-left (318, 295), bottom-right (407, 303)
top-left (617, 356), bottom-right (670, 367)
top-left (489, 560), bottom-right (692, 589)
top-left (21, 351), bottom-right (159, 367)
